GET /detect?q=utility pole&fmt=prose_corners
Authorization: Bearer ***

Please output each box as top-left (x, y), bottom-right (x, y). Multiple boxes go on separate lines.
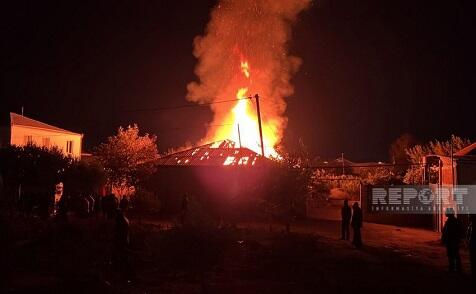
top-left (254, 94), bottom-right (265, 157)
top-left (450, 142), bottom-right (455, 187)
top-left (341, 153), bottom-right (345, 175)
top-left (237, 123), bottom-right (242, 148)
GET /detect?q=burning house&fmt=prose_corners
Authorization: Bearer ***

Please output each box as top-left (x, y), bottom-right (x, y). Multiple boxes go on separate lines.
top-left (147, 140), bottom-right (277, 216)
top-left (144, 0), bottom-right (311, 218)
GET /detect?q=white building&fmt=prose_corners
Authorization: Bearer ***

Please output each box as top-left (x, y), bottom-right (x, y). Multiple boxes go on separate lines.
top-left (2, 112), bottom-right (83, 159)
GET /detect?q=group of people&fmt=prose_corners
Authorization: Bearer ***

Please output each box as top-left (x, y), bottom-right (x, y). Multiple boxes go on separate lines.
top-left (341, 200), bottom-right (476, 276)
top-left (56, 192), bottom-right (130, 221)
top-left (58, 192), bottom-right (132, 281)
top-left (56, 193), bottom-right (100, 219)
top-left (341, 199), bottom-right (363, 248)
top-left (442, 208), bottom-right (476, 276)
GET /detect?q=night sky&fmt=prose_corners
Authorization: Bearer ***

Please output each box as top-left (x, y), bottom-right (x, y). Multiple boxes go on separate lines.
top-left (2, 1), bottom-right (475, 161)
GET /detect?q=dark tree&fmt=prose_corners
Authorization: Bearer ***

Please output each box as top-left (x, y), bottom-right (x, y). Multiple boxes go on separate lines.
top-left (389, 133), bottom-right (417, 177)
top-left (62, 159), bottom-right (107, 196)
top-left (0, 145), bottom-right (70, 216)
top-left (264, 141), bottom-right (314, 232)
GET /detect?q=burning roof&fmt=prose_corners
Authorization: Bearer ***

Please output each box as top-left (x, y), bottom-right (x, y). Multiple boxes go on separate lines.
top-left (156, 140), bottom-right (271, 167)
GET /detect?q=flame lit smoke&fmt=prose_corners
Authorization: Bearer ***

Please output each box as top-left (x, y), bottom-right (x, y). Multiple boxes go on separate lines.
top-left (187, 0), bottom-right (310, 157)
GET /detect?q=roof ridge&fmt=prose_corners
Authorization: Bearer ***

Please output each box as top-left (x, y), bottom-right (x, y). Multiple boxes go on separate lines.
top-left (10, 112), bottom-right (81, 135)
top-left (454, 142), bottom-right (476, 156)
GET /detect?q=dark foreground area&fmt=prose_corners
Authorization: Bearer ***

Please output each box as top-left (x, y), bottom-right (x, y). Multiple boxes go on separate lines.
top-left (1, 212), bottom-right (475, 294)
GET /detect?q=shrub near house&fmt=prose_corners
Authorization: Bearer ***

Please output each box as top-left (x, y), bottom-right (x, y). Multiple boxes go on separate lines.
top-left (0, 145), bottom-right (70, 217)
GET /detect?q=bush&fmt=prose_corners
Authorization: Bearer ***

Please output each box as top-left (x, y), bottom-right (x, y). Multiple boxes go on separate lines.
top-left (62, 159), bottom-right (106, 196)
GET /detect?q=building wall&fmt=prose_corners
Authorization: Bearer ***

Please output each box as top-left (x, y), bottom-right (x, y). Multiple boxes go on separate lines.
top-left (147, 166), bottom-right (274, 218)
top-left (361, 185), bottom-right (434, 229)
top-left (437, 157), bottom-right (476, 231)
top-left (456, 160), bottom-right (476, 185)
top-left (10, 125), bottom-right (82, 158)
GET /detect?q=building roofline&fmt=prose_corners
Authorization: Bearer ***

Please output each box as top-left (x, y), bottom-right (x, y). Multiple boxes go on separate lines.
top-left (454, 142), bottom-right (476, 156)
top-left (156, 139), bottom-right (272, 167)
top-left (10, 112), bottom-right (82, 136)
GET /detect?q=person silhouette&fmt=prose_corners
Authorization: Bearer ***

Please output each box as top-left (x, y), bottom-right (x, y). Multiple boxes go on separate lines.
top-left (341, 199), bottom-right (352, 240)
top-left (180, 194), bottom-right (189, 225)
top-left (441, 207), bottom-right (463, 273)
top-left (351, 202), bottom-right (363, 248)
top-left (112, 208), bottom-right (131, 281)
top-left (119, 196), bottom-right (129, 211)
top-left (466, 214), bottom-right (476, 277)
top-left (103, 193), bottom-right (118, 220)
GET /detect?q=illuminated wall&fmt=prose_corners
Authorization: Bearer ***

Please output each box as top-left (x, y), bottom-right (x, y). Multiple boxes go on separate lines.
top-left (10, 124), bottom-right (82, 159)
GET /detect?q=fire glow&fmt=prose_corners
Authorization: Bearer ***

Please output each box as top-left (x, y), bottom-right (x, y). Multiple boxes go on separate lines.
top-left (210, 59), bottom-right (279, 157)
top-left (186, 0), bottom-right (310, 159)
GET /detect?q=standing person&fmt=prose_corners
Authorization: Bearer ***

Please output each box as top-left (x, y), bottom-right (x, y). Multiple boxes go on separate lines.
top-left (351, 202), bottom-right (363, 248)
top-left (466, 214), bottom-right (476, 278)
top-left (78, 194), bottom-right (89, 218)
top-left (57, 194), bottom-right (68, 222)
top-left (87, 194), bottom-right (95, 216)
top-left (119, 196), bottom-right (129, 211)
top-left (103, 193), bottom-right (118, 220)
top-left (93, 193), bottom-right (101, 219)
top-left (341, 199), bottom-right (352, 240)
top-left (441, 207), bottom-right (463, 273)
top-left (112, 208), bottom-right (132, 281)
top-left (180, 194), bottom-right (189, 225)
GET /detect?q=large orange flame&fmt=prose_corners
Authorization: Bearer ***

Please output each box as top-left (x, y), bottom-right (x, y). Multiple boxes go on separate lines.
top-left (186, 1), bottom-right (310, 160)
top-left (210, 59), bottom-right (279, 158)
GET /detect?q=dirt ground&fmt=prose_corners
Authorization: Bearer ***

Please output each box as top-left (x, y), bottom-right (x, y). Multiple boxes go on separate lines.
top-left (3, 213), bottom-right (475, 293)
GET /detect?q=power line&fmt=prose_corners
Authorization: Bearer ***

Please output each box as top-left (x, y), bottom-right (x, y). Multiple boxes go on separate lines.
top-left (124, 94), bottom-right (292, 113)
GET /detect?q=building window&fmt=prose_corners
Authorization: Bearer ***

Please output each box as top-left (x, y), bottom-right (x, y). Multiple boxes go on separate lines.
top-left (24, 135), bottom-right (33, 145)
top-left (66, 140), bottom-right (73, 154)
top-left (42, 137), bottom-right (50, 148)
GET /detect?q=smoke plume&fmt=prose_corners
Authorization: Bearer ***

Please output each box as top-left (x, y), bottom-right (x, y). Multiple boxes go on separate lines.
top-left (187, 0), bottom-right (310, 153)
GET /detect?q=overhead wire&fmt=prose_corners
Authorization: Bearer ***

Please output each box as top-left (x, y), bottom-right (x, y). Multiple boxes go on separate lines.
top-left (120, 94), bottom-right (292, 151)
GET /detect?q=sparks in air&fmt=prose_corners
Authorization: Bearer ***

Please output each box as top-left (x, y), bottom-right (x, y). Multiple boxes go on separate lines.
top-left (240, 61), bottom-right (250, 78)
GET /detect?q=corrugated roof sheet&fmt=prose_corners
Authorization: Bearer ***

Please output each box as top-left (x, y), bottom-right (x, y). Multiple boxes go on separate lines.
top-left (10, 112), bottom-right (81, 135)
top-left (156, 140), bottom-right (270, 167)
